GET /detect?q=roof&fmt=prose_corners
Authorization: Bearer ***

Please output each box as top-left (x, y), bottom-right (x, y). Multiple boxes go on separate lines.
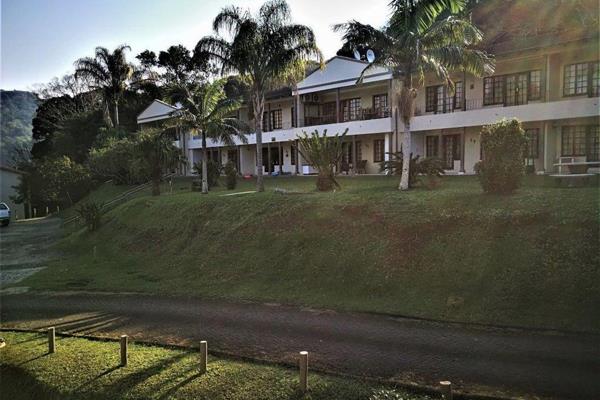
top-left (295, 56), bottom-right (392, 95)
top-left (137, 99), bottom-right (180, 124)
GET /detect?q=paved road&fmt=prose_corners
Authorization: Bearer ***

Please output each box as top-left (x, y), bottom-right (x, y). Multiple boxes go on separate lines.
top-left (1, 292), bottom-right (598, 400)
top-left (0, 217), bottom-right (61, 286)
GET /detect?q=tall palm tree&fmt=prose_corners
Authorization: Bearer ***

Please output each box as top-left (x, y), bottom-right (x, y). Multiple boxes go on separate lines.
top-left (195, 0), bottom-right (322, 192)
top-left (136, 128), bottom-right (183, 196)
top-left (166, 79), bottom-right (248, 194)
top-left (74, 45), bottom-right (134, 128)
top-left (335, 0), bottom-right (494, 190)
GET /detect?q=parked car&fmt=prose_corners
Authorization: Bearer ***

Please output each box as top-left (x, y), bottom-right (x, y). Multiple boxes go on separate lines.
top-left (0, 202), bottom-right (11, 226)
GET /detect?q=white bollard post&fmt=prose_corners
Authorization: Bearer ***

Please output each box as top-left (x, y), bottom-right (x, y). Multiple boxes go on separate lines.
top-left (440, 381), bottom-right (453, 400)
top-left (120, 335), bottom-right (128, 366)
top-left (33, 208), bottom-right (37, 217)
top-left (48, 327), bottom-right (55, 353)
top-left (46, 206), bottom-right (49, 215)
top-left (199, 341), bottom-right (207, 374)
top-left (299, 351), bottom-right (308, 393)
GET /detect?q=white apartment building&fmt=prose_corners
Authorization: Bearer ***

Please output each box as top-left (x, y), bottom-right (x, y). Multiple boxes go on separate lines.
top-left (137, 27), bottom-right (599, 177)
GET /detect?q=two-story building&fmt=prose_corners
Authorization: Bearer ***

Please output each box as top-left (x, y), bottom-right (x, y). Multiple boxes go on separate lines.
top-left (137, 13), bottom-right (599, 177)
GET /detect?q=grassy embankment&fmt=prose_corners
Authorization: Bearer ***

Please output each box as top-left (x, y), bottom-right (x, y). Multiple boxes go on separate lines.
top-left (0, 331), bottom-right (420, 400)
top-left (19, 175), bottom-right (600, 332)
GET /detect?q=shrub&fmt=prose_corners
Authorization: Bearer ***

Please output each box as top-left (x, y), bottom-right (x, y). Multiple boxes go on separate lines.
top-left (475, 118), bottom-right (527, 194)
top-left (224, 161), bottom-right (237, 190)
top-left (76, 201), bottom-right (103, 232)
top-left (380, 153), bottom-right (444, 188)
top-left (369, 389), bottom-right (408, 400)
top-left (297, 128), bottom-right (348, 191)
top-left (193, 160), bottom-right (222, 188)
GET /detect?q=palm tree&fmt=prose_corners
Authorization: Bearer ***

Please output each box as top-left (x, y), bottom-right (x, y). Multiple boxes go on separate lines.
top-left (74, 45), bottom-right (134, 128)
top-left (195, 0), bottom-right (322, 192)
top-left (335, 0), bottom-right (494, 190)
top-left (166, 79), bottom-right (248, 194)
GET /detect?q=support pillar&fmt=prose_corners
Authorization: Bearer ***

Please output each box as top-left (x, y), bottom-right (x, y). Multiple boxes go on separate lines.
top-left (278, 142), bottom-right (283, 174)
top-left (336, 88), bottom-right (341, 123)
top-left (295, 140), bottom-right (299, 175)
top-left (460, 127), bottom-right (466, 173)
top-left (267, 142), bottom-right (272, 175)
top-left (352, 134), bottom-right (357, 174)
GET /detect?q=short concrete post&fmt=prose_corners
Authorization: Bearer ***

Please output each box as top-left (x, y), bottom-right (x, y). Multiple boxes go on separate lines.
top-left (440, 381), bottom-right (452, 400)
top-left (57, 205), bottom-right (60, 213)
top-left (46, 206), bottom-right (49, 215)
top-left (47, 327), bottom-right (55, 353)
top-left (33, 208), bottom-right (37, 217)
top-left (120, 335), bottom-right (128, 367)
top-left (199, 341), bottom-right (207, 374)
top-left (299, 351), bottom-right (308, 393)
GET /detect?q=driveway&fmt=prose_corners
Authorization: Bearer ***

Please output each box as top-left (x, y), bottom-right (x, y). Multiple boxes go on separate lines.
top-left (0, 217), bottom-right (62, 287)
top-left (1, 292), bottom-right (598, 400)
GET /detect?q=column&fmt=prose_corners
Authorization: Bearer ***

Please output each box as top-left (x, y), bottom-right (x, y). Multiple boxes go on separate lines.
top-left (278, 142), bottom-right (283, 174)
top-left (295, 140), bottom-right (299, 175)
top-left (336, 88), bottom-right (341, 123)
top-left (460, 127), bottom-right (466, 173)
top-left (352, 134), bottom-right (357, 174)
top-left (267, 141), bottom-right (272, 175)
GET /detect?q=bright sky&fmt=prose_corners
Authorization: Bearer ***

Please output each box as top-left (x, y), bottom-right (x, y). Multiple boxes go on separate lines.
top-left (0, 0), bottom-right (390, 90)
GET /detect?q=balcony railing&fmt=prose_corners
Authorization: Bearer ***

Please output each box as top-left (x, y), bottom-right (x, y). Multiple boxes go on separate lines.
top-left (301, 107), bottom-right (390, 128)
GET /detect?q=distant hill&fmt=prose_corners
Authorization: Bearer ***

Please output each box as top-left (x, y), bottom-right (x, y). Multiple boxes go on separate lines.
top-left (0, 90), bottom-right (38, 165)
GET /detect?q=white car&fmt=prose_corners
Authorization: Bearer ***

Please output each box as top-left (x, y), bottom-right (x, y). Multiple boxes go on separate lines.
top-left (0, 203), bottom-right (11, 226)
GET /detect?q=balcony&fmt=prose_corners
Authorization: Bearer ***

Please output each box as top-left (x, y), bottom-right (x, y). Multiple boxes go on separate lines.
top-left (411, 96), bottom-right (600, 132)
top-left (301, 107), bottom-right (391, 128)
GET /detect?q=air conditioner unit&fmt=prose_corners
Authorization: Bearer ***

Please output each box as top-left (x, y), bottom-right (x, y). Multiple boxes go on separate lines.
top-left (301, 93), bottom-right (319, 103)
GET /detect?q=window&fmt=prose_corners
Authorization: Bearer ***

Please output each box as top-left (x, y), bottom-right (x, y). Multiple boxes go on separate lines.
top-left (270, 109), bottom-right (282, 130)
top-left (484, 71), bottom-right (542, 105)
top-left (373, 94), bottom-right (388, 117)
top-left (342, 98), bottom-right (361, 121)
top-left (529, 70), bottom-right (542, 100)
top-left (373, 139), bottom-right (385, 162)
top-left (562, 126), bottom-right (587, 156)
top-left (592, 62), bottom-right (600, 97)
top-left (291, 107), bottom-right (296, 128)
top-left (587, 126), bottom-right (600, 161)
top-left (563, 62), bottom-right (600, 96)
top-left (321, 102), bottom-right (336, 122)
top-left (524, 128), bottom-right (540, 158)
top-left (454, 81), bottom-right (464, 109)
top-left (426, 136), bottom-right (439, 157)
top-left (425, 82), bottom-right (462, 113)
top-left (291, 144), bottom-right (296, 165)
top-left (262, 111), bottom-right (269, 131)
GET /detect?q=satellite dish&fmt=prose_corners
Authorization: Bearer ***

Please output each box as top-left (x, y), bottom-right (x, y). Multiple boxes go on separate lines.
top-left (353, 49), bottom-right (361, 61)
top-left (366, 49), bottom-right (375, 63)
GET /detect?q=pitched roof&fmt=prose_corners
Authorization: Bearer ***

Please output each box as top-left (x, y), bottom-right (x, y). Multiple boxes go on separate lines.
top-left (137, 99), bottom-right (180, 124)
top-left (296, 56), bottom-right (392, 95)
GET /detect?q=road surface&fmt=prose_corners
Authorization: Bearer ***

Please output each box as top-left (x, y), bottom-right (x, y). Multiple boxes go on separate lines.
top-left (1, 292), bottom-right (598, 400)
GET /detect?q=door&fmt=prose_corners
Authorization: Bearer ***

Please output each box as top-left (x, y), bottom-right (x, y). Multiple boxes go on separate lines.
top-left (442, 135), bottom-right (460, 170)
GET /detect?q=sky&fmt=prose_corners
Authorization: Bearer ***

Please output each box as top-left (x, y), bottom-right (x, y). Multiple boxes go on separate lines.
top-left (0, 0), bottom-right (390, 91)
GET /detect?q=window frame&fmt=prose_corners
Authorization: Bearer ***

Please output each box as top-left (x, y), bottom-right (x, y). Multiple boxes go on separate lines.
top-left (373, 139), bottom-right (385, 162)
top-left (524, 128), bottom-right (540, 159)
top-left (342, 98), bottom-right (361, 121)
top-left (372, 94), bottom-right (389, 117)
top-left (270, 109), bottom-right (283, 130)
top-left (484, 70), bottom-right (542, 106)
top-left (425, 135), bottom-right (439, 158)
top-left (425, 82), bottom-right (463, 113)
top-left (563, 61), bottom-right (600, 97)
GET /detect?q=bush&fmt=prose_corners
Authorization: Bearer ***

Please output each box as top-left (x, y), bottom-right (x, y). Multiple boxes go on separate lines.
top-left (76, 201), bottom-right (103, 232)
top-left (475, 118), bottom-right (527, 194)
top-left (297, 129), bottom-right (347, 191)
top-left (380, 153), bottom-right (444, 188)
top-left (224, 161), bottom-right (237, 190)
top-left (193, 160), bottom-right (222, 189)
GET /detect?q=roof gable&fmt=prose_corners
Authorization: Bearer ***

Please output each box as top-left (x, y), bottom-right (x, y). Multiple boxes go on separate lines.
top-left (137, 99), bottom-right (179, 124)
top-left (296, 56), bottom-right (391, 94)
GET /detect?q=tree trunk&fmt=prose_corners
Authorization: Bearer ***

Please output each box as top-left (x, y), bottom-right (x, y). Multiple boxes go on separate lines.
top-left (201, 132), bottom-right (209, 194)
top-left (399, 121), bottom-right (411, 190)
top-left (253, 93), bottom-right (265, 192)
top-left (398, 84), bottom-right (416, 191)
top-left (104, 103), bottom-right (113, 128)
top-left (114, 101), bottom-right (120, 127)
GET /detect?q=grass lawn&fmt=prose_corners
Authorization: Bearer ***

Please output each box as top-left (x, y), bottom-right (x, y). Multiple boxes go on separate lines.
top-left (18, 175), bottom-right (600, 332)
top-left (0, 331), bottom-right (423, 400)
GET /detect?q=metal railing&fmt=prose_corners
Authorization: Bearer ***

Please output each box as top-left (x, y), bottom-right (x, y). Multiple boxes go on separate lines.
top-left (300, 107), bottom-right (391, 128)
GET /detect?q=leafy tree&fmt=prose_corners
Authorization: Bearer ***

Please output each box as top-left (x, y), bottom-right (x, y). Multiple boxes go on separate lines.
top-left (88, 137), bottom-right (147, 185)
top-left (475, 118), bottom-right (527, 194)
top-left (165, 79), bottom-right (248, 194)
top-left (335, 0), bottom-right (494, 190)
top-left (297, 129), bottom-right (348, 191)
top-left (76, 201), bottom-right (103, 232)
top-left (74, 45), bottom-right (134, 127)
top-left (195, 0), bottom-right (322, 192)
top-left (224, 161), bottom-right (238, 189)
top-left (0, 90), bottom-right (37, 165)
top-left (135, 128), bottom-right (184, 196)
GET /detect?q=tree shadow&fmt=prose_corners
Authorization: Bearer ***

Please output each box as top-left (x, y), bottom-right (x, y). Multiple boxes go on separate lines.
top-left (16, 352), bottom-right (48, 366)
top-left (157, 371), bottom-right (202, 400)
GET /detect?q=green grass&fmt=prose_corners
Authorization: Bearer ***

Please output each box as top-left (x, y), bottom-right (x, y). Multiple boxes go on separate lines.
top-left (0, 331), bottom-right (422, 400)
top-left (21, 175), bottom-right (600, 332)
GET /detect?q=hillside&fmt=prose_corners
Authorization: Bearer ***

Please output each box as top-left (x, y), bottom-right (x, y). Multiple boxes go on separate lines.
top-left (0, 90), bottom-right (37, 164)
top-left (20, 176), bottom-right (600, 332)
